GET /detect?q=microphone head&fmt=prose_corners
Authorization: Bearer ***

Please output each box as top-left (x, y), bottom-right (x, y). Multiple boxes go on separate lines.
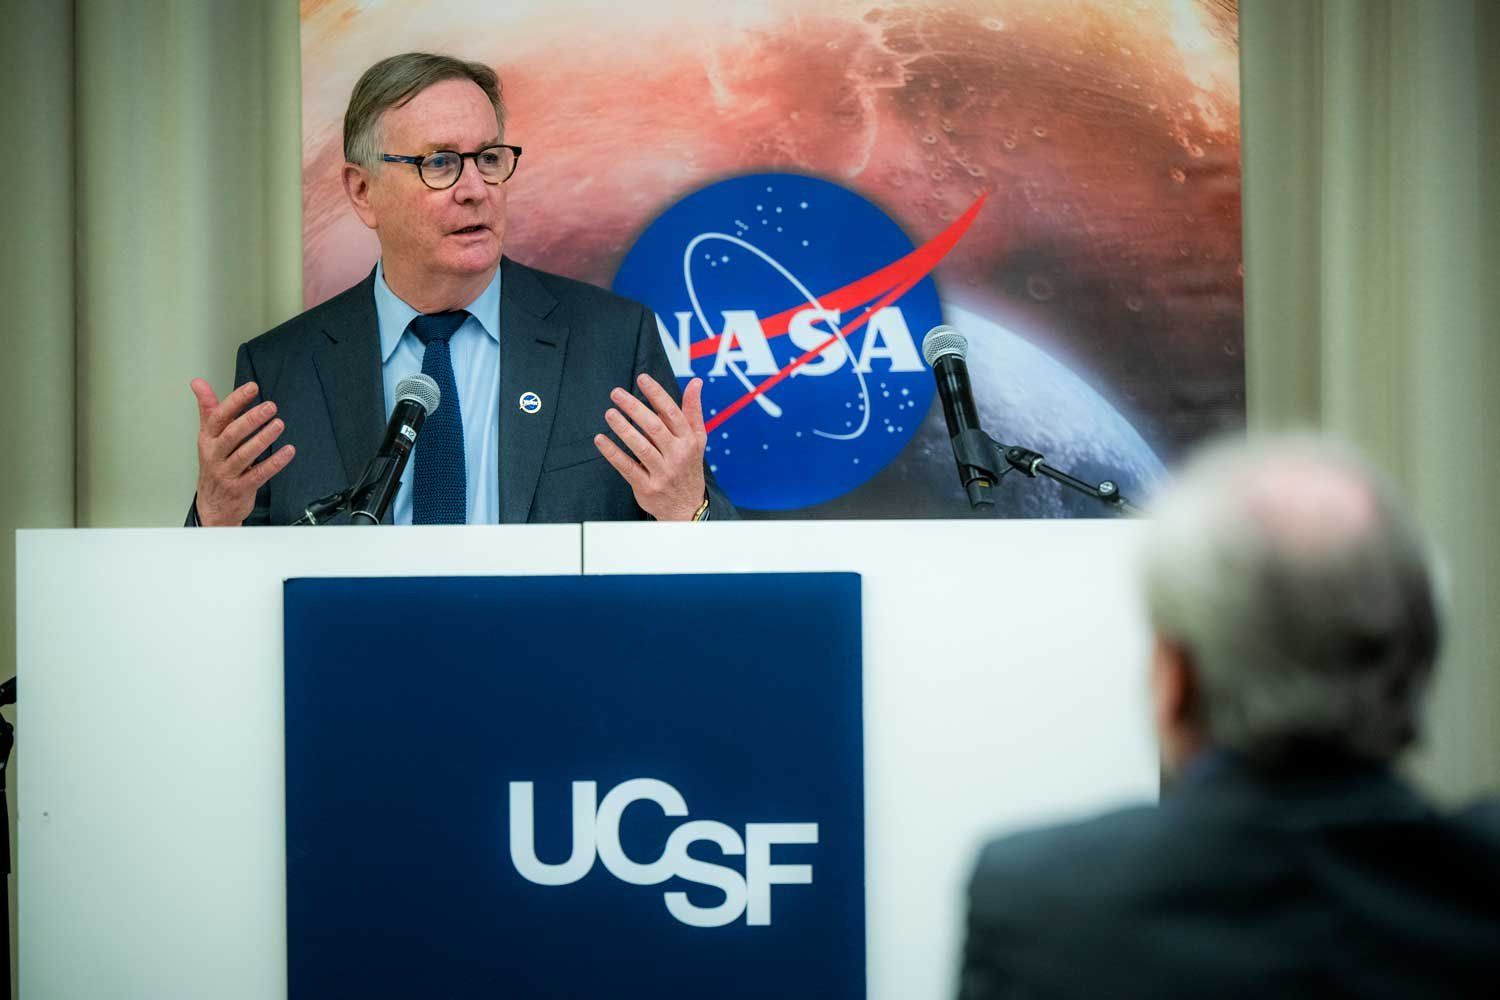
top-left (395, 373), bottom-right (440, 415)
top-left (922, 325), bottom-right (968, 366)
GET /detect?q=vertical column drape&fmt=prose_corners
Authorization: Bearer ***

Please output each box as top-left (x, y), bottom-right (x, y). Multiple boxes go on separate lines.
top-left (1242, 0), bottom-right (1500, 801)
top-left (0, 3), bottom-right (77, 995)
top-left (74, 0), bottom-right (303, 527)
top-left (1393, 1), bottom-right (1499, 801)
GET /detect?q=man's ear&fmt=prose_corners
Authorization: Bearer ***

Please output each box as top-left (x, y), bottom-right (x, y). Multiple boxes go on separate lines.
top-left (343, 163), bottom-right (378, 230)
top-left (1151, 635), bottom-right (1204, 767)
top-left (1151, 636), bottom-right (1193, 726)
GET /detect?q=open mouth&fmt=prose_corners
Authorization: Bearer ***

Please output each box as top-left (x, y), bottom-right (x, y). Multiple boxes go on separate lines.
top-left (451, 224), bottom-right (488, 236)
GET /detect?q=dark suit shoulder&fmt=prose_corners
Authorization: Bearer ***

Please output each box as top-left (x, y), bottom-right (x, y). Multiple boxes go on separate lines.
top-left (962, 805), bottom-right (1189, 1000)
top-left (243, 274), bottom-right (375, 359)
top-left (969, 803), bottom-right (1168, 914)
top-left (1458, 797), bottom-right (1500, 840)
top-left (962, 781), bottom-right (1500, 1000)
top-left (506, 258), bottom-right (649, 319)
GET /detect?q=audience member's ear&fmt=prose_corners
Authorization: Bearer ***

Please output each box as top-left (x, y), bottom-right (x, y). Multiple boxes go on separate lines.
top-left (1151, 636), bottom-right (1202, 770)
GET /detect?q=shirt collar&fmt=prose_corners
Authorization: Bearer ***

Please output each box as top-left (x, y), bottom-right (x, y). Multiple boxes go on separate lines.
top-left (373, 261), bottom-right (502, 363)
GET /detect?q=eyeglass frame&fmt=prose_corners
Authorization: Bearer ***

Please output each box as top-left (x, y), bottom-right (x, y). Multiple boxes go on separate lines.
top-left (378, 143), bottom-right (523, 190)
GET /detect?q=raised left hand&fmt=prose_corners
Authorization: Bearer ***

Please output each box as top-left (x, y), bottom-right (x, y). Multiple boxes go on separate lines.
top-left (594, 374), bottom-right (708, 521)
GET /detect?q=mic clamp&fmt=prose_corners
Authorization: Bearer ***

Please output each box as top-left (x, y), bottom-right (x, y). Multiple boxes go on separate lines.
top-left (950, 428), bottom-right (1007, 509)
top-left (348, 455), bottom-right (401, 525)
top-left (288, 452), bottom-right (400, 526)
top-left (292, 488), bottom-right (355, 526)
top-left (288, 451), bottom-right (399, 526)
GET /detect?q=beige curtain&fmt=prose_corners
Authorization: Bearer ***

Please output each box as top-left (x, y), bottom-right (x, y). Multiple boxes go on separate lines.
top-left (1, 0), bottom-right (1497, 985)
top-left (1241, 0), bottom-right (1500, 800)
top-left (0, 2), bottom-right (301, 990)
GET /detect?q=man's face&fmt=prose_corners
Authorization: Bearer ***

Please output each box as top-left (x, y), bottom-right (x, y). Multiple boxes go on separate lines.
top-left (357, 78), bottom-right (506, 283)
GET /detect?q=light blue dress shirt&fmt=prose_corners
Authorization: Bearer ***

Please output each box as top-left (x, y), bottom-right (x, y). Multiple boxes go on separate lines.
top-left (373, 261), bottom-right (502, 524)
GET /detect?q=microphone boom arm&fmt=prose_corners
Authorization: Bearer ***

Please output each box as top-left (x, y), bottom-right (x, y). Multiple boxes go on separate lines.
top-left (950, 428), bottom-right (1139, 515)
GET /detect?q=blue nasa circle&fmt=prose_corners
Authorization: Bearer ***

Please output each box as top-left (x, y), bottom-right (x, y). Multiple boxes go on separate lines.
top-left (614, 173), bottom-right (940, 511)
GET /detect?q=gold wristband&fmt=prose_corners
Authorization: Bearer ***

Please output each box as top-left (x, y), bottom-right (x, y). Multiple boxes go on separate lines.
top-left (690, 495), bottom-right (711, 522)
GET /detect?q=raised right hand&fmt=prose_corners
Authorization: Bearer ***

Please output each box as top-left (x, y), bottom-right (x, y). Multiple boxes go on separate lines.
top-left (191, 378), bottom-right (295, 526)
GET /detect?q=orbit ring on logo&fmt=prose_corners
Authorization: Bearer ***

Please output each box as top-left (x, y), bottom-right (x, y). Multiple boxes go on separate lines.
top-left (518, 391), bottom-right (542, 415)
top-left (614, 173), bottom-right (983, 510)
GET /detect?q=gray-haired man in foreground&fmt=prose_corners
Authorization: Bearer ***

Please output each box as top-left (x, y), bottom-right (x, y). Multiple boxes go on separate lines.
top-left (958, 435), bottom-right (1500, 999)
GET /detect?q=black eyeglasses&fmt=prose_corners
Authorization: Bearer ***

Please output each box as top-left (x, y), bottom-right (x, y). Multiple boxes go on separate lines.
top-left (380, 144), bottom-right (523, 190)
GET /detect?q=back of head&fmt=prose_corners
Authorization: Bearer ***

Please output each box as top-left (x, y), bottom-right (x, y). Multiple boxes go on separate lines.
top-left (1143, 433), bottom-right (1441, 768)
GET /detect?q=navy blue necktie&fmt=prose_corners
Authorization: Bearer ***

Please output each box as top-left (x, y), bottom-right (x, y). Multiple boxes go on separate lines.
top-left (409, 311), bottom-right (469, 524)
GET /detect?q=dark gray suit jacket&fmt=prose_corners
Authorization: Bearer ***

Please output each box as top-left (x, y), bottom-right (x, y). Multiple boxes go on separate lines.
top-left (191, 257), bottom-right (734, 525)
top-left (959, 755), bottom-right (1500, 999)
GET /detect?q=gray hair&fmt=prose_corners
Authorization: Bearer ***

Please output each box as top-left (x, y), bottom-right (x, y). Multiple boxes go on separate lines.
top-left (343, 52), bottom-right (506, 169)
top-left (1142, 433), bottom-right (1441, 765)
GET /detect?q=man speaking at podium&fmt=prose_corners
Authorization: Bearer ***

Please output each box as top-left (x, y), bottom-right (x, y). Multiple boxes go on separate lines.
top-left (185, 52), bottom-right (731, 527)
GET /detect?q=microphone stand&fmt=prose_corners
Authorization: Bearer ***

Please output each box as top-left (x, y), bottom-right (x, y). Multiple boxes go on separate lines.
top-left (951, 428), bottom-right (1140, 515)
top-left (289, 453), bottom-right (400, 526)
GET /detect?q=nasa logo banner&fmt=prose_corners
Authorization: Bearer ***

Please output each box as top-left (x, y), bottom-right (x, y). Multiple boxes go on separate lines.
top-left (304, 3), bottom-right (1244, 518)
top-left (284, 573), bottom-right (865, 999)
top-left (615, 173), bottom-right (978, 511)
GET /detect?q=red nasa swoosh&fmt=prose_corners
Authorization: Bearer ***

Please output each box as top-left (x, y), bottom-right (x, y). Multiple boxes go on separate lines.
top-left (699, 193), bottom-right (986, 433)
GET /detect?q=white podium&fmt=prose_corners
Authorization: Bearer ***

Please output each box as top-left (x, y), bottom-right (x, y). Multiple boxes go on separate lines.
top-left (17, 521), bottom-right (1156, 999)
top-left (584, 520), bottom-right (1158, 999)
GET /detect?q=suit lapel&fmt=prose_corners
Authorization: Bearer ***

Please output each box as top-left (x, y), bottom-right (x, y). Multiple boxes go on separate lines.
top-left (498, 257), bottom-right (568, 523)
top-left (311, 269), bottom-right (387, 514)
